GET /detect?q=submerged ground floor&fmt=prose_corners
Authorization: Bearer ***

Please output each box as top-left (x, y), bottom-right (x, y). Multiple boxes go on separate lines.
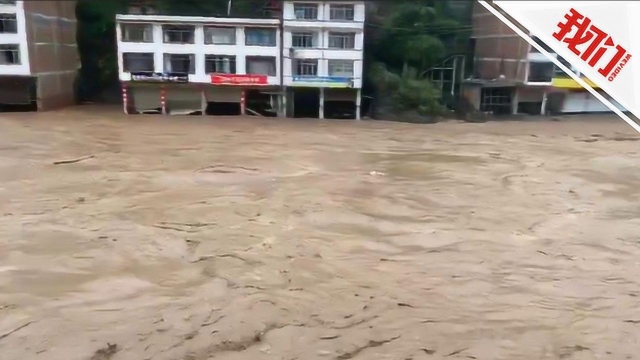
top-left (123, 83), bottom-right (364, 119)
top-left (0, 73), bottom-right (76, 111)
top-left (462, 82), bottom-right (626, 116)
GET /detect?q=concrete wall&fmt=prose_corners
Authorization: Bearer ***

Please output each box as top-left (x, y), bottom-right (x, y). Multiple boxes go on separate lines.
top-left (23, 0), bottom-right (78, 110)
top-left (470, 1), bottom-right (528, 82)
top-left (0, 1), bottom-right (29, 76)
top-left (282, 1), bottom-right (365, 88)
top-left (282, 28), bottom-right (364, 88)
top-left (116, 16), bottom-right (281, 85)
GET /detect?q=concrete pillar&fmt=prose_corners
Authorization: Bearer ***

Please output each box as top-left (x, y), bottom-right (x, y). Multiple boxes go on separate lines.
top-left (240, 89), bottom-right (246, 115)
top-left (280, 91), bottom-right (287, 117)
top-left (201, 88), bottom-right (207, 115)
top-left (153, 25), bottom-right (164, 73)
top-left (160, 86), bottom-right (167, 115)
top-left (319, 87), bottom-right (324, 119)
top-left (289, 89), bottom-right (295, 117)
top-left (355, 88), bottom-right (362, 120)
top-left (540, 90), bottom-right (548, 115)
top-left (511, 87), bottom-right (519, 115)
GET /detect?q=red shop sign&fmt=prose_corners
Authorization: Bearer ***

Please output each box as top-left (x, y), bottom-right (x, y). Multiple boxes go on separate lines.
top-left (210, 73), bottom-right (268, 85)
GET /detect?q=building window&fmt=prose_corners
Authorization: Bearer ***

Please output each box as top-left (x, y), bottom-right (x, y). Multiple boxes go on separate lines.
top-left (527, 62), bottom-right (554, 82)
top-left (163, 53), bottom-right (195, 74)
top-left (0, 44), bottom-right (19, 64)
top-left (204, 27), bottom-right (236, 45)
top-left (294, 59), bottom-right (318, 76)
top-left (162, 25), bottom-right (195, 44)
top-left (328, 60), bottom-right (353, 77)
top-left (329, 4), bottom-right (355, 21)
top-left (291, 32), bottom-right (314, 48)
top-left (0, 1), bottom-right (16, 4)
top-left (121, 23), bottom-right (153, 42)
top-left (245, 28), bottom-right (276, 46)
top-left (246, 56), bottom-right (276, 76)
top-left (328, 32), bottom-right (355, 49)
top-left (205, 55), bottom-right (236, 74)
top-left (293, 3), bottom-right (318, 20)
top-left (123, 52), bottom-right (154, 72)
top-left (0, 13), bottom-right (16, 33)
top-left (480, 87), bottom-right (512, 114)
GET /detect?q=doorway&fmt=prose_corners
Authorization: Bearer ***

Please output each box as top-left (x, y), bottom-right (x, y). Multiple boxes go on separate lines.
top-left (293, 88), bottom-right (319, 118)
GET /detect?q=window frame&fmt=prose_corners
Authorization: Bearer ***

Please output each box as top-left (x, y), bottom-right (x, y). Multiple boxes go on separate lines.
top-left (328, 32), bottom-right (355, 49)
top-left (163, 53), bottom-right (196, 74)
top-left (162, 25), bottom-right (195, 44)
top-left (293, 3), bottom-right (319, 20)
top-left (204, 26), bottom-right (236, 45)
top-left (122, 52), bottom-right (155, 72)
top-left (121, 23), bottom-right (153, 43)
top-left (245, 27), bottom-right (277, 47)
top-left (205, 54), bottom-right (237, 74)
top-left (328, 59), bottom-right (354, 77)
top-left (291, 32), bottom-right (315, 48)
top-left (0, 43), bottom-right (19, 65)
top-left (293, 59), bottom-right (318, 76)
top-left (0, 13), bottom-right (17, 34)
top-left (329, 4), bottom-right (355, 21)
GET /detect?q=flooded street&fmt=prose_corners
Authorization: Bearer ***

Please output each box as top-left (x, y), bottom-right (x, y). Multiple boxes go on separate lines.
top-left (1, 106), bottom-right (640, 360)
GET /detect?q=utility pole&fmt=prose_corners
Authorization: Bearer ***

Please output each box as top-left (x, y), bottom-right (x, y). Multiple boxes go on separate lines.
top-left (227, 0), bottom-right (232, 15)
top-left (278, 0), bottom-right (285, 117)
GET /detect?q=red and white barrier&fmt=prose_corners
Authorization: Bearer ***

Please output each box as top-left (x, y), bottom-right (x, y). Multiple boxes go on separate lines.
top-left (160, 86), bottom-right (166, 114)
top-left (240, 90), bottom-right (246, 115)
top-left (121, 84), bottom-right (128, 114)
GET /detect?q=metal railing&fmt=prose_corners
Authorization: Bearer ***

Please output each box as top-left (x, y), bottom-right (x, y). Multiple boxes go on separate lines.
top-left (420, 55), bottom-right (466, 98)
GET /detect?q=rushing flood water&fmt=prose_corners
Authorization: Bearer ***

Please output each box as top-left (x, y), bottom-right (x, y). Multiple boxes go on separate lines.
top-left (1, 107), bottom-right (640, 359)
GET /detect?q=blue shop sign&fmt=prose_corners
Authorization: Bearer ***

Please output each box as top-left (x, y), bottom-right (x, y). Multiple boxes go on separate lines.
top-left (130, 72), bottom-right (189, 83)
top-left (292, 76), bottom-right (352, 87)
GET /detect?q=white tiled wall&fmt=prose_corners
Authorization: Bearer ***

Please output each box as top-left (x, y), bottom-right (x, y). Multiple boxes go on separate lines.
top-left (117, 22), bottom-right (281, 85)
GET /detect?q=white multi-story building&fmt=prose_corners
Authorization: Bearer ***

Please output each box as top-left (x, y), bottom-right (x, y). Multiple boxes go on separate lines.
top-left (282, 1), bottom-right (365, 119)
top-left (0, 0), bottom-right (78, 110)
top-left (116, 14), bottom-right (282, 115)
top-left (116, 1), bottom-right (367, 118)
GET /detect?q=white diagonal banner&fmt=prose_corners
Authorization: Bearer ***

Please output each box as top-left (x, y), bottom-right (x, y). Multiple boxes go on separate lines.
top-left (481, 1), bottom-right (640, 134)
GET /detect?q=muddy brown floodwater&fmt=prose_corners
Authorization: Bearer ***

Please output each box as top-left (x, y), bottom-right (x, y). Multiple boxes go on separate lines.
top-left (1, 106), bottom-right (640, 360)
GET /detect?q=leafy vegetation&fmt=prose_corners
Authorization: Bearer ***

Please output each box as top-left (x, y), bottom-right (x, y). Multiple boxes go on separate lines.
top-left (365, 0), bottom-right (473, 118)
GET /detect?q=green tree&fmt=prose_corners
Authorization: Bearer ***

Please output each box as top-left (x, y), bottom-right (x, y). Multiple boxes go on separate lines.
top-left (76, 0), bottom-right (129, 102)
top-left (365, 0), bottom-right (472, 118)
top-left (369, 62), bottom-right (442, 117)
